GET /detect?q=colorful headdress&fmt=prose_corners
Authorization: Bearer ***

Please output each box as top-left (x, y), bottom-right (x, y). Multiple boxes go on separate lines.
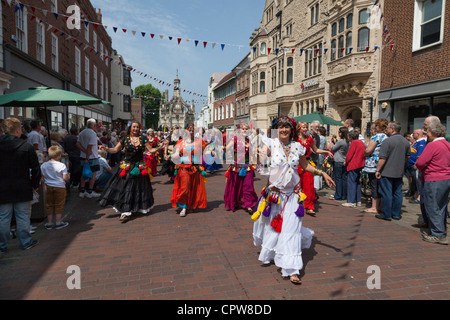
top-left (271, 116), bottom-right (297, 130)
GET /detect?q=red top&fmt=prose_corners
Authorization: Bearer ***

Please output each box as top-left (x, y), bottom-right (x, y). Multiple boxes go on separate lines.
top-left (345, 139), bottom-right (366, 171)
top-left (298, 136), bottom-right (315, 159)
top-left (415, 138), bottom-right (450, 182)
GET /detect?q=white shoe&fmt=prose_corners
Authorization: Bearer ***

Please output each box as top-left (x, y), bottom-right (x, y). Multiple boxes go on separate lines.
top-left (79, 192), bottom-right (86, 198)
top-left (86, 192), bottom-right (101, 198)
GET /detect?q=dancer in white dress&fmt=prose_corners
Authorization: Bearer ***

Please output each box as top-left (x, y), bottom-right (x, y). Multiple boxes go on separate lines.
top-left (253, 116), bottom-right (335, 284)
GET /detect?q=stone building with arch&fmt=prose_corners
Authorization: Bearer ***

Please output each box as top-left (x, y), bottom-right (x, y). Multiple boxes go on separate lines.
top-left (249, 0), bottom-right (382, 137)
top-left (158, 75), bottom-right (195, 130)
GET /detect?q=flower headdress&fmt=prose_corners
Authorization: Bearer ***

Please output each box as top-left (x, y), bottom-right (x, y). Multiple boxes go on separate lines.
top-left (272, 116), bottom-right (297, 131)
top-left (271, 116), bottom-right (298, 141)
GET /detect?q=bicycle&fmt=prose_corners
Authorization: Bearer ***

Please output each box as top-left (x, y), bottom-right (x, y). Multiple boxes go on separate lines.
top-left (323, 155), bottom-right (334, 187)
top-left (360, 169), bottom-right (372, 197)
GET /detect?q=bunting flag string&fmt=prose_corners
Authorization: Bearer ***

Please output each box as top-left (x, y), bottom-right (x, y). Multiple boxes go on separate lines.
top-left (9, 0), bottom-right (395, 55)
top-left (9, 0), bottom-right (396, 97)
top-left (109, 91), bottom-right (207, 105)
top-left (10, 0), bottom-right (208, 99)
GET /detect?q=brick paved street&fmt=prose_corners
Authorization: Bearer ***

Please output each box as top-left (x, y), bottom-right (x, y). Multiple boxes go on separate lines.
top-left (0, 169), bottom-right (448, 300)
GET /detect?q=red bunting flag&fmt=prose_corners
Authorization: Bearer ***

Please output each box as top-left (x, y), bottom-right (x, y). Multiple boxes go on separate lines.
top-left (123, 29), bottom-right (127, 33)
top-left (150, 34), bottom-right (155, 38)
top-left (268, 48), bottom-right (271, 55)
top-left (203, 41), bottom-right (207, 48)
top-left (93, 23), bottom-right (99, 30)
top-left (177, 38), bottom-right (182, 45)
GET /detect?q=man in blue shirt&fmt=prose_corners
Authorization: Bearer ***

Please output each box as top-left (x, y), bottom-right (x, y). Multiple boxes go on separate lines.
top-left (408, 129), bottom-right (427, 203)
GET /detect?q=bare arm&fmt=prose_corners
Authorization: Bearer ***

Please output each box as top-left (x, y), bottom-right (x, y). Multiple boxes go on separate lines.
top-left (375, 158), bottom-right (387, 180)
top-left (311, 143), bottom-right (333, 158)
top-left (299, 156), bottom-right (335, 188)
top-left (365, 140), bottom-right (377, 157)
top-left (104, 141), bottom-right (123, 155)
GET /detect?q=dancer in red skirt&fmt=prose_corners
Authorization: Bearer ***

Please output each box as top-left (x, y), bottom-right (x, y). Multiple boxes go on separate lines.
top-left (145, 129), bottom-right (159, 178)
top-left (170, 124), bottom-right (207, 217)
top-left (297, 122), bottom-right (333, 216)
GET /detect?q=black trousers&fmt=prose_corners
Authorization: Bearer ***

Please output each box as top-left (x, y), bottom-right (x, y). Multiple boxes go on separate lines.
top-left (69, 156), bottom-right (82, 186)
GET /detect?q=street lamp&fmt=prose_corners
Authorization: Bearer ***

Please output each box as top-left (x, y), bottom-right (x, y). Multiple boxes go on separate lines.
top-left (363, 97), bottom-right (375, 137)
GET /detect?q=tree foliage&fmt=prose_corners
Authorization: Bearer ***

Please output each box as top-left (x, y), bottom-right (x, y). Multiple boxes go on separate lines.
top-left (134, 84), bottom-right (163, 129)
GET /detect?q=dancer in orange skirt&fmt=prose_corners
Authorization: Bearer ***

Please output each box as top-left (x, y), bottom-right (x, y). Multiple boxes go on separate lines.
top-left (170, 124), bottom-right (207, 217)
top-left (297, 122), bottom-right (333, 216)
top-left (144, 129), bottom-right (159, 178)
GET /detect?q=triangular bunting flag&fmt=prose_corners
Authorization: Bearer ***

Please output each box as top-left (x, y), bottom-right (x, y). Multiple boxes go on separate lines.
top-left (177, 38), bottom-right (182, 45)
top-left (141, 32), bottom-right (146, 37)
top-left (203, 41), bottom-right (207, 48)
top-left (195, 40), bottom-right (199, 47)
top-left (221, 44), bottom-right (225, 51)
top-left (150, 34), bottom-right (155, 38)
top-left (132, 31), bottom-right (136, 36)
top-left (113, 27), bottom-right (118, 33)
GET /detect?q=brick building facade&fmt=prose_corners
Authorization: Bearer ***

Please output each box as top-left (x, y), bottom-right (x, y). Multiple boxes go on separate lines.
top-left (213, 72), bottom-right (236, 129)
top-left (379, 0), bottom-right (450, 132)
top-left (2, 0), bottom-right (113, 129)
top-left (233, 54), bottom-right (250, 127)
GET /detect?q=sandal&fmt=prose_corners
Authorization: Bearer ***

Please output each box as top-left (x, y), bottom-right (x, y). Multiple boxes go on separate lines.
top-left (119, 213), bottom-right (131, 223)
top-left (290, 274), bottom-right (302, 285)
top-left (306, 210), bottom-right (316, 216)
top-left (180, 209), bottom-right (187, 217)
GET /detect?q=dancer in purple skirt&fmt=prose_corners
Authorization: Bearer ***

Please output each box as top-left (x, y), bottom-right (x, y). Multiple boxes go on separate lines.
top-left (224, 124), bottom-right (258, 214)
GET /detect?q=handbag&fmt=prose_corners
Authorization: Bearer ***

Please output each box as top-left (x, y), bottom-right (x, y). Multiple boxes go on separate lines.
top-left (82, 163), bottom-right (93, 181)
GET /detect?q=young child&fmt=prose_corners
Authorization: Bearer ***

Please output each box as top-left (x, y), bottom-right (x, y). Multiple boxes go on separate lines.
top-left (343, 130), bottom-right (366, 208)
top-left (40, 146), bottom-right (70, 230)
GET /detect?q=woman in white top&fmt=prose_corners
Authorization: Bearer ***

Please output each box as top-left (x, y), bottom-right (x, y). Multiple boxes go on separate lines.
top-left (253, 116), bottom-right (334, 284)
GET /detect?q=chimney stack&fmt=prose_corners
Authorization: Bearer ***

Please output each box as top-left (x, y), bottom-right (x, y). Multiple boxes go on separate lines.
top-left (96, 8), bottom-right (102, 24)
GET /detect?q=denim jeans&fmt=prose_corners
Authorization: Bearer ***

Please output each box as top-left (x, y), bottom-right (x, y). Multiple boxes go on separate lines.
top-left (347, 169), bottom-right (362, 204)
top-left (423, 180), bottom-right (450, 238)
top-left (95, 172), bottom-right (113, 189)
top-left (333, 162), bottom-right (347, 200)
top-left (0, 202), bottom-right (33, 250)
top-left (379, 177), bottom-right (403, 220)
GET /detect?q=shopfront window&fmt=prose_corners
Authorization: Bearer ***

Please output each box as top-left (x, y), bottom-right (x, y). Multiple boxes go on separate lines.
top-left (433, 95), bottom-right (450, 129)
top-left (394, 98), bottom-right (431, 132)
top-left (51, 111), bottom-right (63, 130)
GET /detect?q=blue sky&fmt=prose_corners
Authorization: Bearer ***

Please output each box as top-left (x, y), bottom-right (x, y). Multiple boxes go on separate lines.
top-left (90, 0), bottom-right (264, 113)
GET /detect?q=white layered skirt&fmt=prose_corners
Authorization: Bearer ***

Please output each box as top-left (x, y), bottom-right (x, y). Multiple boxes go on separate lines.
top-left (253, 189), bottom-right (314, 277)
